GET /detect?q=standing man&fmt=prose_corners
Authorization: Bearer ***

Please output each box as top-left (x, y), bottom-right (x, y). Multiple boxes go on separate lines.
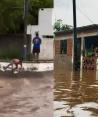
top-left (32, 32), bottom-right (42, 61)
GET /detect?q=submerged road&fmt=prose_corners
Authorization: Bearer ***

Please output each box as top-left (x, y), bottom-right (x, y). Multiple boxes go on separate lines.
top-left (0, 70), bottom-right (53, 117)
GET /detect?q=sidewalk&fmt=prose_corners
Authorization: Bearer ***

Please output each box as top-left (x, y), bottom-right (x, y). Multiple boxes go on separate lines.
top-left (0, 59), bottom-right (54, 63)
top-left (0, 62), bottom-right (54, 72)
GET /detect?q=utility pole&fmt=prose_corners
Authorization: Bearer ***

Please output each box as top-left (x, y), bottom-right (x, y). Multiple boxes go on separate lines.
top-left (23, 0), bottom-right (28, 60)
top-left (72, 0), bottom-right (78, 71)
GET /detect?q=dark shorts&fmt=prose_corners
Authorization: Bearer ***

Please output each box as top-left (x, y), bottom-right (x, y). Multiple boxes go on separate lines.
top-left (33, 48), bottom-right (40, 53)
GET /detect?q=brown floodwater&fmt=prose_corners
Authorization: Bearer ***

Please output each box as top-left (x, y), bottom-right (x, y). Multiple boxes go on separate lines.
top-left (54, 55), bottom-right (98, 117)
top-left (0, 63), bottom-right (53, 117)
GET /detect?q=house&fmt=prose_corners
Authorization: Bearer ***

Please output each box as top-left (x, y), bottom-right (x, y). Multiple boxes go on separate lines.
top-left (27, 8), bottom-right (54, 60)
top-left (54, 24), bottom-right (98, 69)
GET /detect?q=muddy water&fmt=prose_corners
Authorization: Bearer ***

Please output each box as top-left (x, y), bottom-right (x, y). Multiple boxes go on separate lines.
top-left (54, 55), bottom-right (98, 117)
top-left (0, 69), bottom-right (53, 117)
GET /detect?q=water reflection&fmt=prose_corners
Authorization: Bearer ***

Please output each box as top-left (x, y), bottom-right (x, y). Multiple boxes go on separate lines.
top-left (54, 55), bottom-right (98, 117)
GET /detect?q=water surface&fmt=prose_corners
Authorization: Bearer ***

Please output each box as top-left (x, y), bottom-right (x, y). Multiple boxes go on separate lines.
top-left (54, 55), bottom-right (98, 117)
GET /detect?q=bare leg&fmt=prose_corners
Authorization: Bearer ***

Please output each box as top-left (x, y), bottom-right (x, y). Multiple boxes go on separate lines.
top-left (36, 53), bottom-right (39, 63)
top-left (4, 63), bottom-right (13, 70)
top-left (33, 53), bottom-right (36, 60)
top-left (12, 66), bottom-right (18, 71)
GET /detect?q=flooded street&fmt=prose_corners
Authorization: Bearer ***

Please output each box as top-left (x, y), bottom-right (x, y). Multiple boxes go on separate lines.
top-left (0, 63), bottom-right (53, 117)
top-left (54, 55), bottom-right (98, 117)
top-left (1, 57), bottom-right (98, 117)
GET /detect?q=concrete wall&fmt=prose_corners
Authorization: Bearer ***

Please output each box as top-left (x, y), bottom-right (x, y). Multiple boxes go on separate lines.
top-left (39, 8), bottom-right (53, 36)
top-left (0, 34), bottom-right (31, 60)
top-left (27, 8), bottom-right (54, 60)
top-left (40, 38), bottom-right (54, 60)
top-left (27, 25), bottom-right (39, 36)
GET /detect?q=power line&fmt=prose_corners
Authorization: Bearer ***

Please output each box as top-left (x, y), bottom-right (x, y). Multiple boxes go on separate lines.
top-left (76, 5), bottom-right (95, 24)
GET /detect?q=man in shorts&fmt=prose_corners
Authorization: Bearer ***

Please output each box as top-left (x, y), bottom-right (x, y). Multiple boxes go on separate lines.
top-left (32, 32), bottom-right (42, 60)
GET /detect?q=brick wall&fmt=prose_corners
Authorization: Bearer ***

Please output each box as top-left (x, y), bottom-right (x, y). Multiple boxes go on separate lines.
top-left (67, 39), bottom-right (72, 56)
top-left (54, 39), bottom-right (73, 56)
top-left (54, 40), bottom-right (60, 55)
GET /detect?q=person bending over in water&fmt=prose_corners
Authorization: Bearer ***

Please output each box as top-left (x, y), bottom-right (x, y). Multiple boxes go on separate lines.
top-left (3, 58), bottom-right (22, 71)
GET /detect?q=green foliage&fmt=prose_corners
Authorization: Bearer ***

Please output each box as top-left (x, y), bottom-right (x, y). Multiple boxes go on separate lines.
top-left (0, 0), bottom-right (24, 34)
top-left (54, 19), bottom-right (72, 32)
top-left (85, 49), bottom-right (95, 57)
top-left (0, 0), bottom-right (53, 34)
top-left (61, 24), bottom-right (73, 31)
top-left (53, 19), bottom-right (62, 31)
top-left (29, 0), bottom-right (53, 25)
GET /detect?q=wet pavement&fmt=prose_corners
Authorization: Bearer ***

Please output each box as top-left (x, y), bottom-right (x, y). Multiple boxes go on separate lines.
top-left (54, 55), bottom-right (98, 117)
top-left (0, 63), bottom-right (53, 117)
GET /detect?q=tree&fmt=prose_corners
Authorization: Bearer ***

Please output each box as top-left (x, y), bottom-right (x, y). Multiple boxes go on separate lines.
top-left (54, 19), bottom-right (73, 32)
top-left (61, 24), bottom-right (73, 31)
top-left (53, 19), bottom-right (62, 31)
top-left (0, 0), bottom-right (53, 34)
top-left (0, 0), bottom-right (24, 34)
top-left (29, 0), bottom-right (53, 25)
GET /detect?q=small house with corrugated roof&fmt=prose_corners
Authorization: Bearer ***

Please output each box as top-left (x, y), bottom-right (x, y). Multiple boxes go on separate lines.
top-left (54, 24), bottom-right (98, 69)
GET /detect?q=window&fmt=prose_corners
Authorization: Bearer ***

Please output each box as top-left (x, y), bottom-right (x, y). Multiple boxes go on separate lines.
top-left (42, 35), bottom-right (54, 39)
top-left (60, 40), bottom-right (67, 54)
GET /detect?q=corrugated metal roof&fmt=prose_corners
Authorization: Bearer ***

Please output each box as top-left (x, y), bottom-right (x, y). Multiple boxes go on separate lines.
top-left (54, 24), bottom-right (98, 37)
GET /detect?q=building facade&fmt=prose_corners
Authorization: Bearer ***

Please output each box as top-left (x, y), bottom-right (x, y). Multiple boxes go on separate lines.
top-left (27, 8), bottom-right (54, 60)
top-left (54, 24), bottom-right (98, 69)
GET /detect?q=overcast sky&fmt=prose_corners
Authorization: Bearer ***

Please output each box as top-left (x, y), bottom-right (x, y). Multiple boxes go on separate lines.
top-left (53, 0), bottom-right (98, 27)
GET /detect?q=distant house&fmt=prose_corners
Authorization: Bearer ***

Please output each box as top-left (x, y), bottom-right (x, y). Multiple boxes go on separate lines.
top-left (54, 24), bottom-right (98, 64)
top-left (27, 8), bottom-right (54, 60)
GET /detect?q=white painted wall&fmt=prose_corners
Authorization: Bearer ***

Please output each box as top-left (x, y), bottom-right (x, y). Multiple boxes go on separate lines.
top-left (27, 8), bottom-right (54, 60)
top-left (27, 25), bottom-right (39, 35)
top-left (39, 8), bottom-right (53, 36)
top-left (40, 38), bottom-right (54, 60)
